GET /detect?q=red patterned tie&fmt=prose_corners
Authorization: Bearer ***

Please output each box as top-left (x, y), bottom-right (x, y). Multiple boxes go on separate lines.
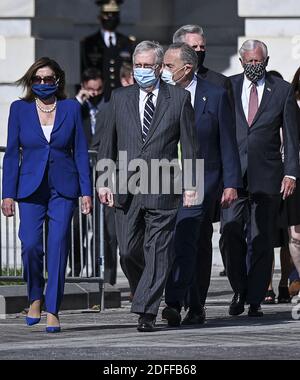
top-left (248, 83), bottom-right (258, 126)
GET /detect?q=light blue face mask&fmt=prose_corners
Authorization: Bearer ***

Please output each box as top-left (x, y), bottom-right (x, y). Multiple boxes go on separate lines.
top-left (133, 68), bottom-right (159, 89)
top-left (161, 68), bottom-right (176, 85)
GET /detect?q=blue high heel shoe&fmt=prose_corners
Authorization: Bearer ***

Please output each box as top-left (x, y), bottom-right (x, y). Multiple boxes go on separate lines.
top-left (26, 298), bottom-right (44, 326)
top-left (26, 316), bottom-right (41, 326)
top-left (46, 326), bottom-right (61, 333)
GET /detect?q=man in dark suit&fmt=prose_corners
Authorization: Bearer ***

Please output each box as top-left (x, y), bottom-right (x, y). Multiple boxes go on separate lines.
top-left (221, 39), bottom-right (300, 317)
top-left (72, 68), bottom-right (114, 281)
top-left (81, 0), bottom-right (135, 101)
top-left (161, 43), bottom-right (242, 327)
top-left (173, 24), bottom-right (233, 276)
top-left (97, 41), bottom-right (199, 332)
top-left (173, 24), bottom-right (233, 106)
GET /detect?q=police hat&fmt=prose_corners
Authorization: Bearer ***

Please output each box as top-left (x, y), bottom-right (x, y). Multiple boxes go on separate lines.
top-left (95, 0), bottom-right (124, 13)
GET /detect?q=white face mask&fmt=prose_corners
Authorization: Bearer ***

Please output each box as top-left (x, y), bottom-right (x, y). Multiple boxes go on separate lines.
top-left (161, 66), bottom-right (186, 86)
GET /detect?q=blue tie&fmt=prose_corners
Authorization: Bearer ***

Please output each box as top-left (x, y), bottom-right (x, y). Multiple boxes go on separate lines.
top-left (142, 93), bottom-right (155, 142)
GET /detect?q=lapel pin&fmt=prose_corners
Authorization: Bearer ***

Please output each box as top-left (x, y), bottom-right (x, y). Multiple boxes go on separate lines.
top-left (203, 96), bottom-right (206, 101)
top-left (267, 87), bottom-right (271, 92)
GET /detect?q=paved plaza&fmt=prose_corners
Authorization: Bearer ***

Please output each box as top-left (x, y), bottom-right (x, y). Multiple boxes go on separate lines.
top-left (0, 267), bottom-right (300, 361)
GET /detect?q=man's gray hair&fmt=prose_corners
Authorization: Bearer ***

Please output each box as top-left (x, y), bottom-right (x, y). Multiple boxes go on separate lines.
top-left (133, 41), bottom-right (164, 66)
top-left (239, 39), bottom-right (268, 60)
top-left (167, 42), bottom-right (199, 72)
top-left (173, 24), bottom-right (205, 43)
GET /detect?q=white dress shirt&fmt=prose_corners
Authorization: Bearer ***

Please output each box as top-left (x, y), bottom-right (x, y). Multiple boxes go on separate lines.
top-left (185, 75), bottom-right (198, 108)
top-left (241, 75), bottom-right (265, 120)
top-left (102, 30), bottom-right (116, 47)
top-left (139, 80), bottom-right (160, 127)
top-left (41, 125), bottom-right (53, 143)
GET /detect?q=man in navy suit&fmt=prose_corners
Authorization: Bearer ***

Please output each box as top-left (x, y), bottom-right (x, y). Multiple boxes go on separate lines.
top-left (221, 40), bottom-right (300, 317)
top-left (161, 43), bottom-right (242, 326)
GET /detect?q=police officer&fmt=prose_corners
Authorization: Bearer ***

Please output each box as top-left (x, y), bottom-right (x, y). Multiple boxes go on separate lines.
top-left (81, 0), bottom-right (136, 101)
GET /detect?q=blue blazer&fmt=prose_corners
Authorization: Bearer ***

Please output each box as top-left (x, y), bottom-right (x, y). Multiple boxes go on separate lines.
top-left (194, 76), bottom-right (242, 199)
top-left (2, 99), bottom-right (92, 200)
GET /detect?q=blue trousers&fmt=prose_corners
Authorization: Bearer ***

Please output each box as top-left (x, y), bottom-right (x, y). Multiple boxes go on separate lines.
top-left (18, 172), bottom-right (76, 314)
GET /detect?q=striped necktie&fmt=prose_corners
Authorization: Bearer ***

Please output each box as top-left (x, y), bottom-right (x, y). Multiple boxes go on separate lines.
top-left (142, 92), bottom-right (155, 142)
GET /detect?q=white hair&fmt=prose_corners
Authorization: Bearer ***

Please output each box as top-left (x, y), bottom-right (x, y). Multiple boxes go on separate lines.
top-left (133, 41), bottom-right (164, 66)
top-left (239, 40), bottom-right (268, 60)
top-left (173, 24), bottom-right (205, 43)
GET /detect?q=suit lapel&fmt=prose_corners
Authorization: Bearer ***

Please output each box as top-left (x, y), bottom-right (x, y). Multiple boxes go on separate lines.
top-left (251, 74), bottom-right (275, 126)
top-left (127, 84), bottom-right (143, 144)
top-left (30, 101), bottom-right (48, 142)
top-left (143, 80), bottom-right (170, 146)
top-left (194, 78), bottom-right (207, 124)
top-left (50, 100), bottom-right (67, 138)
top-left (235, 74), bottom-right (248, 126)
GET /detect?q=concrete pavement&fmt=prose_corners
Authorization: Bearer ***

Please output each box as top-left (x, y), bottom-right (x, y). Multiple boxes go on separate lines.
top-left (0, 267), bottom-right (300, 360)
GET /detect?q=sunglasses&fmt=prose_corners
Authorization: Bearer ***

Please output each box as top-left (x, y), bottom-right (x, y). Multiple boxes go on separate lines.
top-left (31, 75), bottom-right (57, 85)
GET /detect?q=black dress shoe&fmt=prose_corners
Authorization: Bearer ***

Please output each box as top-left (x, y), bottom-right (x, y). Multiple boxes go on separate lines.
top-left (248, 304), bottom-right (263, 317)
top-left (162, 306), bottom-right (181, 327)
top-left (137, 314), bottom-right (156, 332)
top-left (181, 306), bottom-right (206, 326)
top-left (229, 293), bottom-right (246, 316)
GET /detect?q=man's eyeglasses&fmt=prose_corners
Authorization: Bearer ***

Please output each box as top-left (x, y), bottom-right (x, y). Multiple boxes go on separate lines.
top-left (31, 75), bottom-right (57, 85)
top-left (133, 64), bottom-right (158, 70)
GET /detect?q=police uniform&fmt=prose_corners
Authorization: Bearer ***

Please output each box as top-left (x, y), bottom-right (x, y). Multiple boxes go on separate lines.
top-left (81, 0), bottom-right (135, 101)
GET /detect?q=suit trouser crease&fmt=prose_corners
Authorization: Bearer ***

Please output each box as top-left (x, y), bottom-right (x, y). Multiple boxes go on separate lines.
top-left (221, 193), bottom-right (280, 304)
top-left (165, 202), bottom-right (214, 310)
top-left (115, 199), bottom-right (177, 316)
top-left (18, 175), bottom-right (76, 314)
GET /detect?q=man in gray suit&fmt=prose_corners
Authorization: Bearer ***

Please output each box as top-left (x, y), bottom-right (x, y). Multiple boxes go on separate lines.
top-left (97, 41), bottom-right (199, 332)
top-left (221, 40), bottom-right (300, 317)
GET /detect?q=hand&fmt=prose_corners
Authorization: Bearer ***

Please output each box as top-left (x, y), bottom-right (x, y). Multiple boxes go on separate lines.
top-left (98, 187), bottom-right (114, 207)
top-left (221, 188), bottom-right (238, 208)
top-left (1, 198), bottom-right (15, 217)
top-left (81, 196), bottom-right (92, 215)
top-left (281, 177), bottom-right (296, 200)
top-left (76, 88), bottom-right (91, 103)
top-left (183, 190), bottom-right (197, 207)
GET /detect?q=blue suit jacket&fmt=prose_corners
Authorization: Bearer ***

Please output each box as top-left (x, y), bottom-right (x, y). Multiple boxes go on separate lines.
top-left (194, 76), bottom-right (242, 200)
top-left (2, 99), bottom-right (92, 200)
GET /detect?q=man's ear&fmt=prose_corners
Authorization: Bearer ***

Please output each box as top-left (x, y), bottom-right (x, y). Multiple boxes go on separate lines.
top-left (239, 57), bottom-right (244, 68)
top-left (265, 56), bottom-right (270, 67)
top-left (185, 64), bottom-right (193, 75)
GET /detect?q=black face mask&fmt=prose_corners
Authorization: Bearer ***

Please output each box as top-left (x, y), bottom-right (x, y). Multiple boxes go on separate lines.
top-left (243, 61), bottom-right (266, 83)
top-left (196, 50), bottom-right (206, 68)
top-left (101, 15), bottom-right (120, 31)
top-left (89, 94), bottom-right (103, 106)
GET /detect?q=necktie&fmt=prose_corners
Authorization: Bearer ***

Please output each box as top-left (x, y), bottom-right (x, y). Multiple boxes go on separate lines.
top-left (142, 93), bottom-right (155, 142)
top-left (109, 34), bottom-right (114, 48)
top-left (248, 83), bottom-right (258, 126)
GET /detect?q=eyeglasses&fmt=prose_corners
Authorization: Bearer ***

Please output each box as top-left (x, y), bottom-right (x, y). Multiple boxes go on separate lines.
top-left (31, 75), bottom-right (57, 85)
top-left (133, 64), bottom-right (158, 70)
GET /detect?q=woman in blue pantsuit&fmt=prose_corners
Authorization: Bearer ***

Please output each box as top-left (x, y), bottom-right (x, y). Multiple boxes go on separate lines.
top-left (1, 57), bottom-right (92, 333)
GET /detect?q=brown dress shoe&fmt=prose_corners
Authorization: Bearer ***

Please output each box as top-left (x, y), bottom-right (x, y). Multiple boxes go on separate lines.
top-left (289, 280), bottom-right (300, 297)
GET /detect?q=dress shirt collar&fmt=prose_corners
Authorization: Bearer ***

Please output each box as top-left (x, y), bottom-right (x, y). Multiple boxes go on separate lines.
top-left (139, 79), bottom-right (160, 102)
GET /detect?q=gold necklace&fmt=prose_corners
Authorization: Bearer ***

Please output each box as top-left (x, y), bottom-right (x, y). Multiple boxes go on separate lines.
top-left (35, 98), bottom-right (57, 113)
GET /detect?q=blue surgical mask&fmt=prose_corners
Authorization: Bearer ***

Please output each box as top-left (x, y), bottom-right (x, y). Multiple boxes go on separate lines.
top-left (133, 68), bottom-right (159, 89)
top-left (31, 83), bottom-right (58, 99)
top-left (161, 68), bottom-right (176, 85)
